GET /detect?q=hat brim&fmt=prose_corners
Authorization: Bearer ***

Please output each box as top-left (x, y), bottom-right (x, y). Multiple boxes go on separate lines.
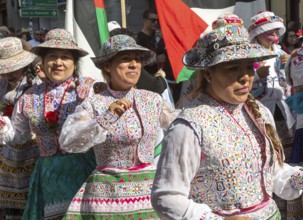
top-left (31, 39), bottom-right (88, 57)
top-left (183, 43), bottom-right (277, 70)
top-left (0, 51), bottom-right (36, 74)
top-left (249, 21), bottom-right (285, 42)
top-left (91, 47), bottom-right (155, 69)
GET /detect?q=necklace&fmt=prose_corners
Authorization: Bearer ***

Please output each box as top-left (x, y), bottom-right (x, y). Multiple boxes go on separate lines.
top-left (43, 79), bottom-right (73, 132)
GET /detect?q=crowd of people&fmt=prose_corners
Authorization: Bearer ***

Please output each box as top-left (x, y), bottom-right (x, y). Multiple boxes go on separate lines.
top-left (0, 8), bottom-right (302, 220)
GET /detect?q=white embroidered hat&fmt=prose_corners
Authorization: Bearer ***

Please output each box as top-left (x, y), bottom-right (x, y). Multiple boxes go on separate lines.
top-left (248, 11), bottom-right (285, 42)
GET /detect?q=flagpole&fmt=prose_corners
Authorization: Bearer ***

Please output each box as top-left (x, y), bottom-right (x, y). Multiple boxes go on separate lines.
top-left (121, 0), bottom-right (127, 28)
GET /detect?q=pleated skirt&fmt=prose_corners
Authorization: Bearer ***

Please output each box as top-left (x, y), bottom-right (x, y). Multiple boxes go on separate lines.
top-left (22, 149), bottom-right (96, 220)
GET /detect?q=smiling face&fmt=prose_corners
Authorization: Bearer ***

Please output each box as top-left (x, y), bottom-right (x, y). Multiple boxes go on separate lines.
top-left (205, 59), bottom-right (255, 105)
top-left (104, 51), bottom-right (142, 91)
top-left (43, 49), bottom-right (76, 83)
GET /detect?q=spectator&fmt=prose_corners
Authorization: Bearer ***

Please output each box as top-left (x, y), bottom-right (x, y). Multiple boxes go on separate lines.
top-left (28, 30), bottom-right (42, 46)
top-left (280, 30), bottom-right (301, 54)
top-left (137, 10), bottom-right (181, 103)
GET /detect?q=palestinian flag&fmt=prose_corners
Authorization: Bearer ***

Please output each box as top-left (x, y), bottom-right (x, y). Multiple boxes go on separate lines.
top-left (155, 0), bottom-right (266, 82)
top-left (65, 0), bottom-right (109, 82)
top-left (94, 0), bottom-right (110, 44)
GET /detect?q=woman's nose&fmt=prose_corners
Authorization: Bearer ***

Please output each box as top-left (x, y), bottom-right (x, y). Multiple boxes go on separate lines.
top-left (129, 59), bottom-right (138, 67)
top-left (239, 72), bottom-right (251, 84)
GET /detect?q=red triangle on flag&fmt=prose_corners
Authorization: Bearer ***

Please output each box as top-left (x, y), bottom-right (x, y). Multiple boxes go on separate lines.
top-left (155, 0), bottom-right (208, 81)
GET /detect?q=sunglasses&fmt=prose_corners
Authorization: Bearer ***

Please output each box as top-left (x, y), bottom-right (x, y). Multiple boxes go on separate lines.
top-left (146, 18), bottom-right (158, 23)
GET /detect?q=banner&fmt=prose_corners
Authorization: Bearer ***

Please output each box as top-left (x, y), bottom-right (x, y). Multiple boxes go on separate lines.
top-left (65, 0), bottom-right (105, 81)
top-left (156, 0), bottom-right (266, 82)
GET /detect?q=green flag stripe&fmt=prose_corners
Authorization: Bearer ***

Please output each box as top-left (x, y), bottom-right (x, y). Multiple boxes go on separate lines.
top-left (154, 143), bottom-right (162, 158)
top-left (177, 66), bottom-right (195, 83)
top-left (95, 8), bottom-right (109, 44)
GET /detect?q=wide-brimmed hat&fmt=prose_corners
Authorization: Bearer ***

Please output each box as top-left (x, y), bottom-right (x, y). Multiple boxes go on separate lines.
top-left (91, 34), bottom-right (155, 69)
top-left (248, 11), bottom-right (285, 42)
top-left (183, 14), bottom-right (276, 70)
top-left (0, 37), bottom-right (36, 74)
top-left (0, 26), bottom-right (11, 34)
top-left (31, 28), bottom-right (88, 57)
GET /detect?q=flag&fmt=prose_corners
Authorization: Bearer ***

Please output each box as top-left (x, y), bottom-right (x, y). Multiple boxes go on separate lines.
top-left (65, 0), bottom-right (106, 82)
top-left (155, 0), bottom-right (266, 82)
top-left (93, 0), bottom-right (110, 44)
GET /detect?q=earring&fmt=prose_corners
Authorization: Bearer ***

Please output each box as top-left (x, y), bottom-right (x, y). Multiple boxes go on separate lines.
top-left (205, 76), bottom-right (211, 83)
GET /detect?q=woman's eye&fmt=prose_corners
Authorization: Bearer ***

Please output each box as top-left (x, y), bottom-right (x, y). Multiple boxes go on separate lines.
top-left (227, 66), bottom-right (238, 71)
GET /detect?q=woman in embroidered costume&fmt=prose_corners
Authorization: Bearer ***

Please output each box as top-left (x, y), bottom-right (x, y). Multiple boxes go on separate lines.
top-left (0, 29), bottom-right (96, 220)
top-left (0, 37), bottom-right (39, 219)
top-left (151, 14), bottom-right (303, 220)
top-left (248, 11), bottom-right (295, 160)
top-left (58, 34), bottom-right (176, 219)
top-left (248, 11), bottom-right (301, 218)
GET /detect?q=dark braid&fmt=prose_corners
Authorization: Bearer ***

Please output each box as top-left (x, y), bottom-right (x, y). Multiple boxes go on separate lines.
top-left (246, 94), bottom-right (284, 166)
top-left (21, 64), bottom-right (37, 95)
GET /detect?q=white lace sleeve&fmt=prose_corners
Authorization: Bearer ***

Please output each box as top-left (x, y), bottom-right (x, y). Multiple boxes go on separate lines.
top-left (59, 103), bottom-right (107, 153)
top-left (160, 102), bottom-right (181, 130)
top-left (0, 100), bottom-right (32, 145)
top-left (273, 162), bottom-right (303, 200)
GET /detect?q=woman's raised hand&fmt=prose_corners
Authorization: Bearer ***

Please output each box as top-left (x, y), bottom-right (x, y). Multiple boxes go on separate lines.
top-left (108, 98), bottom-right (132, 118)
top-left (256, 61), bottom-right (270, 79)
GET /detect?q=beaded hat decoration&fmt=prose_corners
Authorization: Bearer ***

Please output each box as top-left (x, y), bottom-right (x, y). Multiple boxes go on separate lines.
top-left (91, 34), bottom-right (155, 69)
top-left (31, 28), bottom-right (88, 57)
top-left (182, 14), bottom-right (276, 70)
top-left (248, 11), bottom-right (285, 42)
top-left (0, 37), bottom-right (36, 74)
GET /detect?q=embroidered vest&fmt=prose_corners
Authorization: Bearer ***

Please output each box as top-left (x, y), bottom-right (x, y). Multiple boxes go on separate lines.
top-left (21, 76), bottom-right (94, 157)
top-left (90, 88), bottom-right (162, 168)
top-left (178, 95), bottom-right (276, 213)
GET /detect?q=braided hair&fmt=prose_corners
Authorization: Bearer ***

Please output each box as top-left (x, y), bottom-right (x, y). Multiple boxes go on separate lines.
top-left (246, 94), bottom-right (284, 166)
top-left (22, 63), bottom-right (37, 92)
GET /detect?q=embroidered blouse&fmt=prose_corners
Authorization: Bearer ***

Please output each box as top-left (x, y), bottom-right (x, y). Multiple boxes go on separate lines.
top-left (59, 86), bottom-right (178, 169)
top-left (0, 76), bottom-right (95, 157)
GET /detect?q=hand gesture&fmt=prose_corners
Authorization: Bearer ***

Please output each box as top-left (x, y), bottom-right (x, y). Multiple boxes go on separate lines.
top-left (256, 61), bottom-right (270, 79)
top-left (280, 54), bottom-right (290, 65)
top-left (108, 98), bottom-right (132, 118)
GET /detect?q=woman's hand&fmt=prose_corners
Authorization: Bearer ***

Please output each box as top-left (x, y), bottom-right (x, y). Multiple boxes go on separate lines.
top-left (280, 54), bottom-right (290, 65)
top-left (108, 98), bottom-right (132, 117)
top-left (0, 117), bottom-right (6, 130)
top-left (256, 61), bottom-right (270, 79)
top-left (224, 216), bottom-right (252, 220)
top-left (154, 68), bottom-right (166, 78)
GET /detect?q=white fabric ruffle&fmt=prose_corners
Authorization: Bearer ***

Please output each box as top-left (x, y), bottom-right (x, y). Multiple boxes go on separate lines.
top-left (59, 110), bottom-right (107, 153)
